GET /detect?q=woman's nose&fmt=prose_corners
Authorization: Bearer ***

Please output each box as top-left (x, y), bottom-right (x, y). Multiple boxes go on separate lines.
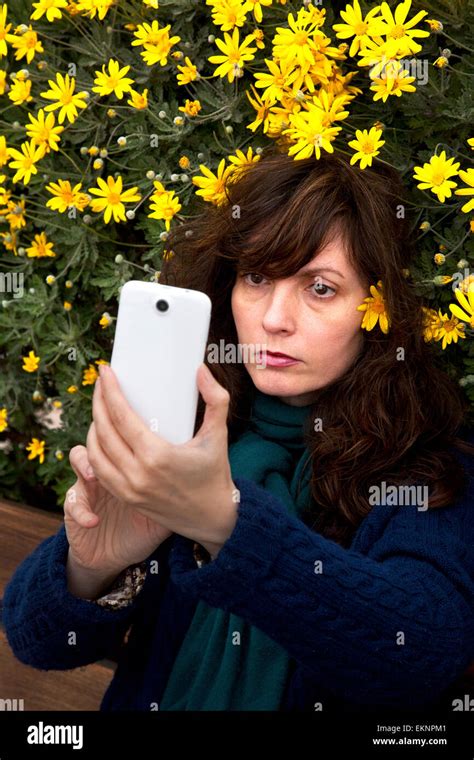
top-left (261, 284), bottom-right (297, 333)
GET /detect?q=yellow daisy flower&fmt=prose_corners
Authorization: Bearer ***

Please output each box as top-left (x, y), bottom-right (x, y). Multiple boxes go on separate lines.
top-left (272, 8), bottom-right (323, 70)
top-left (82, 363), bottom-right (98, 385)
top-left (22, 350), bottom-right (40, 372)
top-left (208, 27), bottom-right (257, 83)
top-left (192, 159), bottom-right (235, 206)
top-left (332, 0), bottom-right (387, 57)
top-left (176, 56), bottom-right (199, 85)
top-left (227, 146), bottom-right (261, 177)
top-left (8, 140), bottom-right (46, 185)
top-left (379, 0), bottom-right (429, 58)
top-left (433, 311), bottom-right (465, 349)
top-left (454, 168), bottom-right (474, 214)
top-left (9, 25), bottom-right (44, 63)
top-left (131, 20), bottom-right (162, 47)
top-left (8, 78), bottom-right (33, 105)
top-left (25, 109), bottom-right (64, 153)
top-left (254, 58), bottom-right (301, 105)
top-left (5, 198), bottom-right (26, 229)
top-left (139, 25), bottom-right (181, 67)
top-left (87, 175), bottom-right (141, 224)
top-left (282, 106), bottom-right (342, 160)
top-left (210, 0), bottom-right (248, 31)
top-left (178, 99), bottom-right (201, 117)
top-left (26, 231), bottom-right (56, 257)
top-left (356, 280), bottom-right (390, 333)
top-left (348, 126), bottom-right (385, 169)
top-left (45, 178), bottom-right (90, 213)
top-left (448, 286), bottom-right (474, 329)
top-left (369, 60), bottom-right (416, 102)
top-left (26, 437), bottom-right (46, 464)
top-left (413, 151), bottom-right (460, 203)
top-left (92, 58), bottom-right (134, 99)
top-left (67, 385), bottom-right (78, 393)
top-left (148, 190), bottom-right (182, 230)
top-left (40, 73), bottom-right (88, 124)
top-left (30, 0), bottom-right (69, 22)
top-left (127, 88), bottom-right (148, 109)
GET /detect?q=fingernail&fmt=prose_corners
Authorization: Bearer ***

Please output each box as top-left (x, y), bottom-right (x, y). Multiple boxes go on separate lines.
top-left (86, 466), bottom-right (95, 479)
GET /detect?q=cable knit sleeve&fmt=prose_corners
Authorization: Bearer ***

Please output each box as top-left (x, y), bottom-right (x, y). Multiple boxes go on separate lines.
top-left (168, 464), bottom-right (474, 709)
top-left (1, 523), bottom-right (171, 671)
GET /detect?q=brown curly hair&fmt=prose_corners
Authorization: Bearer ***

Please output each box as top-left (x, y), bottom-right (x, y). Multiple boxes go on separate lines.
top-left (160, 145), bottom-right (474, 548)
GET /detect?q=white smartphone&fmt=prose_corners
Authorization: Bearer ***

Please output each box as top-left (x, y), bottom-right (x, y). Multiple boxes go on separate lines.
top-left (110, 280), bottom-right (212, 445)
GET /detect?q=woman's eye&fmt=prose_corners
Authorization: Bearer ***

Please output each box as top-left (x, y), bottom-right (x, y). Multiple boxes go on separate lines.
top-left (242, 272), bottom-right (267, 286)
top-left (311, 282), bottom-right (336, 299)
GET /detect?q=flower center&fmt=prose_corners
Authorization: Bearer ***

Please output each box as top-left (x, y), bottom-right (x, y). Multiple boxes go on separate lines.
top-left (354, 21), bottom-right (368, 35)
top-left (431, 172), bottom-right (446, 186)
top-left (389, 24), bottom-right (406, 39)
top-left (360, 139), bottom-right (375, 154)
top-left (294, 32), bottom-right (308, 45)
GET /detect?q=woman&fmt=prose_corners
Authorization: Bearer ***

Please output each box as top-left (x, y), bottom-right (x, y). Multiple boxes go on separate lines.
top-left (3, 147), bottom-right (474, 712)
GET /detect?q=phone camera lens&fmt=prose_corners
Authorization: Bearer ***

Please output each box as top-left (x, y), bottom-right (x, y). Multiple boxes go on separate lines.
top-left (156, 299), bottom-right (169, 312)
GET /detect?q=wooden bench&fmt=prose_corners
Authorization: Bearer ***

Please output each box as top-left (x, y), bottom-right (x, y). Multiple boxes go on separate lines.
top-left (0, 498), bottom-right (116, 711)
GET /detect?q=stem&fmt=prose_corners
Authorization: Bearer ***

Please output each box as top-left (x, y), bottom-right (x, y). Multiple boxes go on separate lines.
top-left (441, 32), bottom-right (474, 55)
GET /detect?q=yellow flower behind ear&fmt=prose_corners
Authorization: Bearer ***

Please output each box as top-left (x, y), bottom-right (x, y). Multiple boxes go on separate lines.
top-left (356, 280), bottom-right (390, 333)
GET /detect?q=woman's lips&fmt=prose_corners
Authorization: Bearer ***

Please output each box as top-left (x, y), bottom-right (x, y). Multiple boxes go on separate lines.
top-left (257, 350), bottom-right (301, 367)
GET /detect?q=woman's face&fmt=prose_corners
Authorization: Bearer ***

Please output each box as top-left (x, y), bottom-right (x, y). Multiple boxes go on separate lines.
top-left (231, 232), bottom-right (369, 406)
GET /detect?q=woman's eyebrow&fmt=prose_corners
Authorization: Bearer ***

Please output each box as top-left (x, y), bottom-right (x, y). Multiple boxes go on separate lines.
top-left (297, 266), bottom-right (345, 279)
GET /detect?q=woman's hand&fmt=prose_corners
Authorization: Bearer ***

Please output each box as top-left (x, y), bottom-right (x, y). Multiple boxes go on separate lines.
top-left (86, 363), bottom-right (239, 560)
top-left (64, 445), bottom-right (173, 575)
